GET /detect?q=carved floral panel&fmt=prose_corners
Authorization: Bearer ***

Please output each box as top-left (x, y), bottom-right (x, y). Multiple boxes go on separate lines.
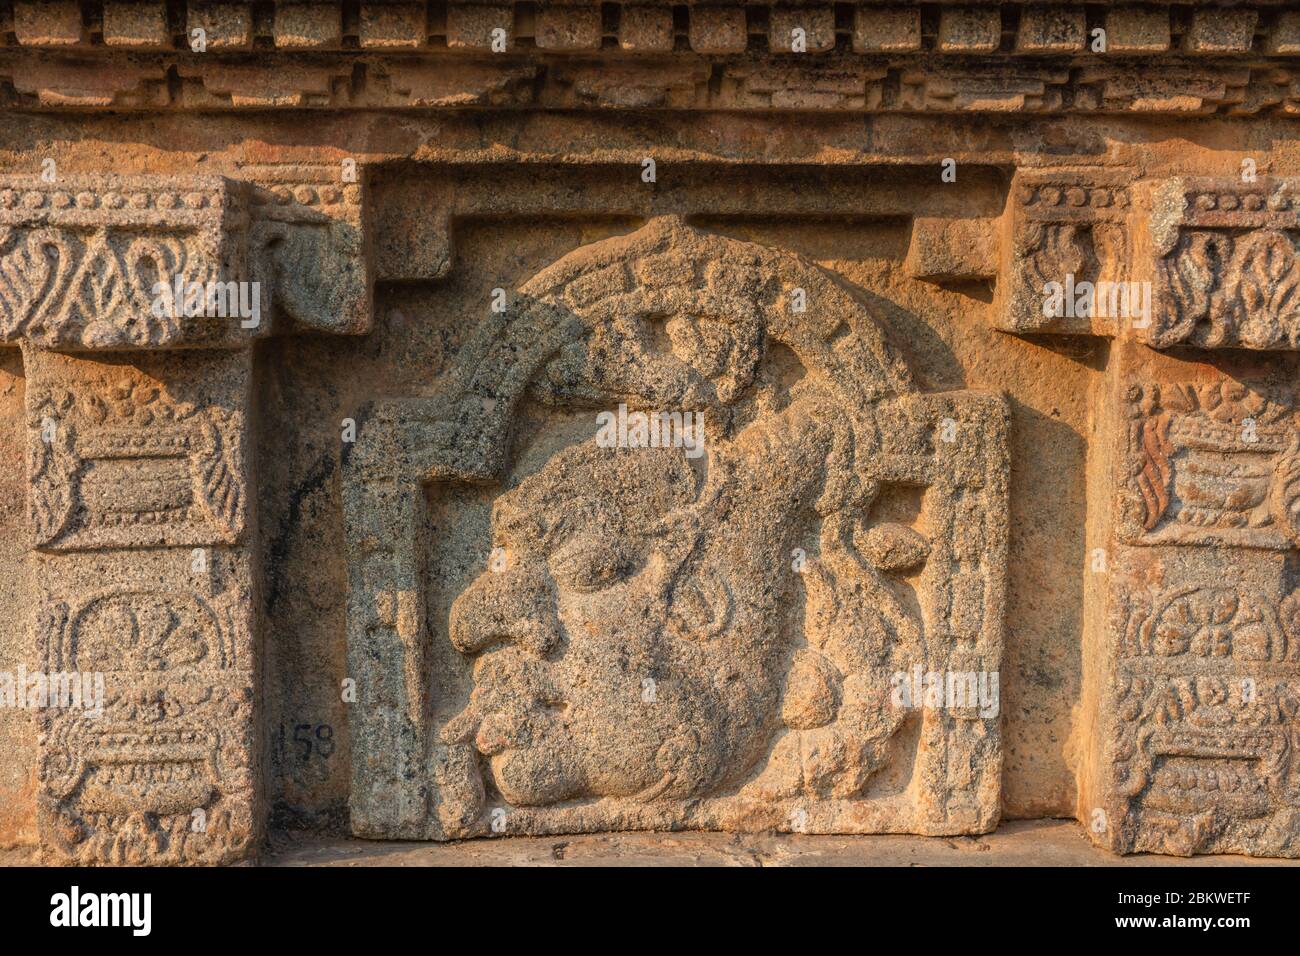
top-left (1143, 178), bottom-right (1300, 351)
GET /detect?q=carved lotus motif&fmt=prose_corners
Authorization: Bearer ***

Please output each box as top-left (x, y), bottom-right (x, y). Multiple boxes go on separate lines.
top-left (1230, 231), bottom-right (1300, 349)
top-left (1156, 229), bottom-right (1300, 349)
top-left (1153, 588), bottom-right (1273, 661)
top-left (70, 590), bottom-right (219, 673)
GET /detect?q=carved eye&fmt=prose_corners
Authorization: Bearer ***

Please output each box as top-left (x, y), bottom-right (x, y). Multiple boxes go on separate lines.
top-left (548, 535), bottom-right (629, 593)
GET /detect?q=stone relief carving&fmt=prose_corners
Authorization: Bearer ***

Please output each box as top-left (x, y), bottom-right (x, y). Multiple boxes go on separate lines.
top-left (1143, 178), bottom-right (1300, 350)
top-left (27, 378), bottom-right (246, 550)
top-left (24, 0), bottom-right (1300, 872)
top-left (1107, 581), bottom-right (1300, 856)
top-left (3, 141), bottom-right (1299, 866)
top-left (982, 168), bottom-right (1300, 858)
top-left (22, 346), bottom-right (260, 866)
top-left (346, 216), bottom-right (1009, 840)
top-left (0, 172), bottom-right (372, 349)
top-left (1097, 348), bottom-right (1300, 858)
top-left (0, 178), bottom-right (250, 349)
top-left (1119, 380), bottom-right (1300, 549)
top-left (38, 575), bottom-right (256, 865)
top-left (245, 172), bottom-right (371, 337)
top-left (997, 170), bottom-right (1130, 335)
top-left (0, 167), bottom-right (375, 865)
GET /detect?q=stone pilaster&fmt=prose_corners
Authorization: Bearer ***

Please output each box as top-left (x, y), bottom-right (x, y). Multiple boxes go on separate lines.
top-left (0, 173), bottom-right (369, 863)
top-left (29, 346), bottom-right (258, 864)
top-left (1087, 338), bottom-right (1300, 857)
top-left (1086, 179), bottom-right (1300, 856)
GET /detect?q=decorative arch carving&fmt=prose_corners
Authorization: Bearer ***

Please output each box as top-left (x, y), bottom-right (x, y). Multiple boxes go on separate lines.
top-left (344, 217), bottom-right (1008, 840)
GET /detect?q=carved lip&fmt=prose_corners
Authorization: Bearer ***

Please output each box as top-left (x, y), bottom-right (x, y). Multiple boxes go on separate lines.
top-left (1146, 751), bottom-right (1271, 817)
top-left (1151, 728), bottom-right (1279, 760)
top-left (441, 704), bottom-right (535, 756)
top-left (79, 426), bottom-right (194, 458)
top-left (78, 729), bottom-right (216, 814)
top-left (1169, 420), bottom-right (1291, 453)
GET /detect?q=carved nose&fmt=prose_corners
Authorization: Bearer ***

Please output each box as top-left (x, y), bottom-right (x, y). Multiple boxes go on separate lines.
top-left (449, 566), bottom-right (562, 658)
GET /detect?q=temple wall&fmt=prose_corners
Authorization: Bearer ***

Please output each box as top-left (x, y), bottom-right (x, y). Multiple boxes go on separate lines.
top-left (0, 1), bottom-right (1297, 861)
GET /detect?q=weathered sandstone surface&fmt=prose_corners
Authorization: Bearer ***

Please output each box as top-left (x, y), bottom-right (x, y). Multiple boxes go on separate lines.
top-left (0, 0), bottom-right (1297, 863)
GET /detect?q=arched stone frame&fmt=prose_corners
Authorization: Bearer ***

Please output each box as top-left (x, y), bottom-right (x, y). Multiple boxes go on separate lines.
top-left (344, 217), bottom-right (1008, 839)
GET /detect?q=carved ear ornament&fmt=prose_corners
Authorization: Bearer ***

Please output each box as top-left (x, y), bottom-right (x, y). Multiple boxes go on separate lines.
top-left (646, 452), bottom-right (733, 568)
top-left (666, 569), bottom-right (734, 644)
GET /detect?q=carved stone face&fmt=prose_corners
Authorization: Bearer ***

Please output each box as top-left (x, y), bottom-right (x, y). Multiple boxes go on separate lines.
top-left (446, 440), bottom-right (777, 806)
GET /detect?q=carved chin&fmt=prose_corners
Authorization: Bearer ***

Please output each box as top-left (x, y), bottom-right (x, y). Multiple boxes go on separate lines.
top-left (488, 748), bottom-right (582, 807)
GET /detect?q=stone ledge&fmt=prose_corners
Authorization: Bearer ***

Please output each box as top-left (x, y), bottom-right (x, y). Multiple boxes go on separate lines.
top-left (39, 819), bottom-right (1288, 866)
top-left (0, 53), bottom-right (1292, 114)
top-left (0, 3), bottom-right (1288, 58)
top-left (257, 820), bottom-right (1300, 866)
top-left (6, 820), bottom-right (1296, 866)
